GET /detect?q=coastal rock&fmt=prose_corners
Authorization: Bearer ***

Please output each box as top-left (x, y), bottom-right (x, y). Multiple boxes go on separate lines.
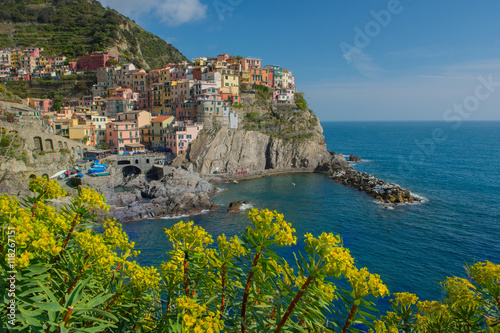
top-left (349, 154), bottom-right (361, 162)
top-left (184, 125), bottom-right (348, 175)
top-left (111, 191), bottom-right (216, 222)
top-left (329, 168), bottom-right (421, 205)
top-left (119, 192), bottom-right (138, 206)
top-left (106, 167), bottom-right (216, 222)
top-left (141, 168), bottom-right (215, 199)
top-left (227, 201), bottom-right (250, 213)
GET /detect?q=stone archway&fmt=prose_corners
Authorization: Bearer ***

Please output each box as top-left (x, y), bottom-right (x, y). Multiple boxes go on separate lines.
top-left (122, 165), bottom-right (142, 176)
top-left (33, 137), bottom-right (43, 152)
top-left (44, 139), bottom-right (53, 151)
top-left (58, 141), bottom-right (63, 149)
top-left (64, 142), bottom-right (68, 149)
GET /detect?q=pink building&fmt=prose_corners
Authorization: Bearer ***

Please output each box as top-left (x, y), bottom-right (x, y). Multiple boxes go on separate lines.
top-left (273, 88), bottom-right (296, 105)
top-left (239, 57), bottom-right (262, 71)
top-left (27, 98), bottom-right (54, 113)
top-left (164, 122), bottom-right (203, 155)
top-left (105, 121), bottom-right (141, 152)
top-left (77, 52), bottom-right (118, 71)
top-left (113, 87), bottom-right (135, 100)
top-left (217, 54), bottom-right (230, 62)
top-left (25, 47), bottom-right (40, 58)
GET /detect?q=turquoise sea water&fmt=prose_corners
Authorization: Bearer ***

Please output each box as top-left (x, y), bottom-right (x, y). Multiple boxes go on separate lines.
top-left (121, 121), bottom-right (500, 303)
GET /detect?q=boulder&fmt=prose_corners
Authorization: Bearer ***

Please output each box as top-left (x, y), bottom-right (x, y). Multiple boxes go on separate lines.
top-left (349, 154), bottom-right (362, 162)
top-left (228, 201), bottom-right (248, 213)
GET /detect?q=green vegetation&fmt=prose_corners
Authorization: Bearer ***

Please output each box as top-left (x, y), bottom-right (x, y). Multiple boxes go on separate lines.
top-left (1, 178), bottom-right (499, 332)
top-left (244, 111), bottom-right (262, 123)
top-left (253, 83), bottom-right (272, 101)
top-left (98, 141), bottom-right (110, 150)
top-left (0, 0), bottom-right (186, 68)
top-left (295, 92), bottom-right (308, 111)
top-left (0, 129), bottom-right (27, 160)
top-left (0, 83), bottom-right (23, 103)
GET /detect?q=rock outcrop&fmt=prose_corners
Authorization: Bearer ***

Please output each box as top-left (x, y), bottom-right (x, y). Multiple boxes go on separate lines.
top-left (183, 125), bottom-right (348, 176)
top-left (104, 167), bottom-right (217, 222)
top-left (330, 168), bottom-right (421, 204)
top-left (227, 201), bottom-right (250, 213)
top-left (349, 154), bottom-right (361, 162)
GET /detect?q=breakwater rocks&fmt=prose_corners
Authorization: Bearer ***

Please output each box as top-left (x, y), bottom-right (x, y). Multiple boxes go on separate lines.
top-left (330, 169), bottom-right (421, 204)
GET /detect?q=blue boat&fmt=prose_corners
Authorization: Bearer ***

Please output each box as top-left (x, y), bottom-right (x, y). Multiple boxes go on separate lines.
top-left (88, 166), bottom-right (108, 174)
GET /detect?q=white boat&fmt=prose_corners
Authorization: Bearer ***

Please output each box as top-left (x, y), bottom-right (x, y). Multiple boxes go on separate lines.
top-left (50, 170), bottom-right (67, 179)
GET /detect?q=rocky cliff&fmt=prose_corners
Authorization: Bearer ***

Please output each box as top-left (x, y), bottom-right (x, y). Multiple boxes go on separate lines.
top-left (184, 125), bottom-right (346, 175)
top-left (179, 98), bottom-right (348, 176)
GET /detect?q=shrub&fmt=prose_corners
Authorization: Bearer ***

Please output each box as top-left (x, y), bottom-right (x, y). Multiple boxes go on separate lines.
top-left (245, 111), bottom-right (261, 123)
top-left (0, 180), bottom-right (498, 332)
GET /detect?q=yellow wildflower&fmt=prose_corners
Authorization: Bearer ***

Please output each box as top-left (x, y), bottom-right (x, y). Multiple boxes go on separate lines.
top-left (246, 209), bottom-right (297, 246)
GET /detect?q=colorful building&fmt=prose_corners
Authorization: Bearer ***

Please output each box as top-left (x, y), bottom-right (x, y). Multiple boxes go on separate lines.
top-left (164, 122), bottom-right (203, 155)
top-left (273, 88), bottom-right (296, 105)
top-left (105, 121), bottom-right (141, 152)
top-left (150, 115), bottom-right (175, 148)
top-left (239, 57), bottom-right (262, 71)
top-left (117, 110), bottom-right (152, 129)
top-left (77, 52), bottom-right (118, 71)
top-left (27, 98), bottom-right (53, 113)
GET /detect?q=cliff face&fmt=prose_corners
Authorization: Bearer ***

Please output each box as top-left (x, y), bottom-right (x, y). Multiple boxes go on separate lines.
top-left (185, 122), bottom-right (347, 175)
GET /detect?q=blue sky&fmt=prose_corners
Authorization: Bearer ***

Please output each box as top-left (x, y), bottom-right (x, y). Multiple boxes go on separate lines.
top-left (98, 0), bottom-right (500, 121)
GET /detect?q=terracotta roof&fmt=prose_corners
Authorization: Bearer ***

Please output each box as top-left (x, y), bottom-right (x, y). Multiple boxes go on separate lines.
top-left (151, 115), bottom-right (174, 123)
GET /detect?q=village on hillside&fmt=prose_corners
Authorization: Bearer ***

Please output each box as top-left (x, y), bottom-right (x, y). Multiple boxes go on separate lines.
top-left (0, 48), bottom-right (297, 156)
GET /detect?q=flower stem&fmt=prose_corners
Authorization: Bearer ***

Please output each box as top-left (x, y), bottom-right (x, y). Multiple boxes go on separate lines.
top-left (62, 306), bottom-right (74, 327)
top-left (53, 213), bottom-right (81, 264)
top-left (274, 275), bottom-right (314, 333)
top-left (220, 262), bottom-right (226, 318)
top-left (241, 249), bottom-right (262, 333)
top-left (31, 201), bottom-right (38, 218)
top-left (184, 251), bottom-right (189, 296)
top-left (341, 302), bottom-right (358, 333)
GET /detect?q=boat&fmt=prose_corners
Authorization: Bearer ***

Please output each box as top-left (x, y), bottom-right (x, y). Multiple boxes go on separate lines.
top-left (88, 166), bottom-right (108, 174)
top-left (90, 171), bottom-right (110, 177)
top-left (50, 170), bottom-right (67, 179)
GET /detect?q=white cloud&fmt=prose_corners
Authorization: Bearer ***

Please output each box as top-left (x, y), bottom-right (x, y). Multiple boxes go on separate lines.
top-left (157, 0), bottom-right (207, 26)
top-left (98, 0), bottom-right (207, 26)
top-left (343, 49), bottom-right (383, 78)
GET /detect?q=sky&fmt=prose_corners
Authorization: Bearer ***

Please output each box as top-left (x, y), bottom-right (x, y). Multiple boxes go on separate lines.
top-left (97, 0), bottom-right (500, 121)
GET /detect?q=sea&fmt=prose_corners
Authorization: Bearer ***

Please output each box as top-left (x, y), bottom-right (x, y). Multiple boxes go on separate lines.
top-left (121, 121), bottom-right (500, 306)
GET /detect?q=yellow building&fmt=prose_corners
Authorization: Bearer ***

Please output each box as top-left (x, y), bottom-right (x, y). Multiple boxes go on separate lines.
top-left (159, 67), bottom-right (171, 83)
top-left (53, 118), bottom-right (78, 137)
top-left (216, 68), bottom-right (239, 89)
top-left (151, 115), bottom-right (175, 148)
top-left (10, 49), bottom-right (24, 68)
top-left (140, 125), bottom-right (153, 148)
top-left (239, 71), bottom-right (250, 86)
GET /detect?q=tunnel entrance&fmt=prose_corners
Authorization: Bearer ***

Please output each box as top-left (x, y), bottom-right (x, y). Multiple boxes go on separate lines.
top-left (122, 165), bottom-right (141, 177)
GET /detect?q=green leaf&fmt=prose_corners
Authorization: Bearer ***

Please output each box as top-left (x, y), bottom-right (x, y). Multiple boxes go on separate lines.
top-left (34, 301), bottom-right (66, 312)
top-left (83, 293), bottom-right (113, 308)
